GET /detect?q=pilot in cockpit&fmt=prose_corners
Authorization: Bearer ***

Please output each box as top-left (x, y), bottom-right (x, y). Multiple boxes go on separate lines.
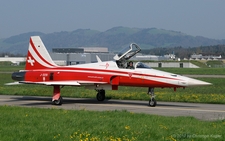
top-left (126, 61), bottom-right (134, 69)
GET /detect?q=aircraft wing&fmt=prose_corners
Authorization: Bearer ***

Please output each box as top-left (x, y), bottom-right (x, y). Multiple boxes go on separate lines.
top-left (6, 81), bottom-right (108, 86)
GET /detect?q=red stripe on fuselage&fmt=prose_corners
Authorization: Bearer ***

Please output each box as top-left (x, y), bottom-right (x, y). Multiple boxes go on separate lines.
top-left (24, 65), bottom-right (184, 87)
top-left (38, 66), bottom-right (182, 81)
top-left (24, 69), bottom-right (181, 88)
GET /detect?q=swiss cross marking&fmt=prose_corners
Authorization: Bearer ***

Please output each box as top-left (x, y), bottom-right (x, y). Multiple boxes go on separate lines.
top-left (27, 56), bottom-right (35, 66)
top-left (105, 63), bottom-right (109, 69)
top-left (99, 62), bottom-right (109, 69)
top-left (128, 72), bottom-right (132, 78)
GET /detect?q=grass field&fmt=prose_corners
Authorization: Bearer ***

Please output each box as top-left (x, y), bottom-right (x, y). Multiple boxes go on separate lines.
top-left (0, 106), bottom-right (224, 141)
top-left (157, 67), bottom-right (225, 75)
top-left (0, 63), bottom-right (24, 72)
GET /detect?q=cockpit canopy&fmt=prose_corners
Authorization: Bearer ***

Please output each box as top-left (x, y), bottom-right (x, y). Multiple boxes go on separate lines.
top-left (114, 43), bottom-right (141, 61)
top-left (114, 43), bottom-right (141, 68)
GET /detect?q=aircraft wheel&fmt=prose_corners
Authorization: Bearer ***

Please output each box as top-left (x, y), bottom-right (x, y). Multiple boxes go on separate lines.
top-left (96, 90), bottom-right (105, 101)
top-left (52, 96), bottom-right (63, 105)
top-left (149, 98), bottom-right (157, 107)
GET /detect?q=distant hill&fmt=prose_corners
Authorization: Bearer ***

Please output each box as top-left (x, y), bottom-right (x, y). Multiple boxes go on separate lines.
top-left (0, 27), bottom-right (225, 55)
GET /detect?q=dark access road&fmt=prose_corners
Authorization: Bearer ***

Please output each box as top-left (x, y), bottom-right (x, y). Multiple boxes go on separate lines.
top-left (0, 95), bottom-right (224, 121)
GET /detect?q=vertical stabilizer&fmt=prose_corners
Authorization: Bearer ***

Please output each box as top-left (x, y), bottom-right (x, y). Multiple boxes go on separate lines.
top-left (25, 36), bottom-right (57, 70)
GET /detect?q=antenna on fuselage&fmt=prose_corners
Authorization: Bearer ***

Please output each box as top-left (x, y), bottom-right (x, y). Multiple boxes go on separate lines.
top-left (96, 55), bottom-right (102, 63)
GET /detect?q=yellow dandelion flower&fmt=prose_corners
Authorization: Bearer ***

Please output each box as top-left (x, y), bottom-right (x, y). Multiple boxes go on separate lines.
top-left (159, 125), bottom-right (168, 130)
top-left (169, 135), bottom-right (176, 141)
top-left (117, 138), bottom-right (122, 141)
top-left (125, 125), bottom-right (130, 130)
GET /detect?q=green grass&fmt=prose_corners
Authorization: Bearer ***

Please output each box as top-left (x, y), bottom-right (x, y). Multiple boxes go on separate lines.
top-left (0, 106), bottom-right (224, 141)
top-left (206, 60), bottom-right (225, 68)
top-left (156, 67), bottom-right (225, 75)
top-left (190, 60), bottom-right (208, 68)
top-left (0, 63), bottom-right (24, 72)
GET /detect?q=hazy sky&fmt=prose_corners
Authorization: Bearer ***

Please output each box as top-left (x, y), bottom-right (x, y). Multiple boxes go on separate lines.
top-left (1, 0), bottom-right (225, 39)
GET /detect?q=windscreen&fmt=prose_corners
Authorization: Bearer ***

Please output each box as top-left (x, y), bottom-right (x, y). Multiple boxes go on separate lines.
top-left (135, 62), bottom-right (151, 69)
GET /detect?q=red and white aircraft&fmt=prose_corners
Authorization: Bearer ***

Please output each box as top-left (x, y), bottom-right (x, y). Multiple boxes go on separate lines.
top-left (9, 36), bottom-right (211, 106)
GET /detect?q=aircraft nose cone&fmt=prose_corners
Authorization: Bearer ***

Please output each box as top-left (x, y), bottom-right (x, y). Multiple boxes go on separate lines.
top-left (188, 78), bottom-right (212, 86)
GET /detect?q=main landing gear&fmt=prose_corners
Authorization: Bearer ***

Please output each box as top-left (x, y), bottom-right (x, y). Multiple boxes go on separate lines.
top-left (148, 87), bottom-right (157, 107)
top-left (96, 89), bottom-right (105, 101)
top-left (52, 85), bottom-right (63, 105)
top-left (52, 96), bottom-right (63, 105)
top-left (51, 86), bottom-right (105, 105)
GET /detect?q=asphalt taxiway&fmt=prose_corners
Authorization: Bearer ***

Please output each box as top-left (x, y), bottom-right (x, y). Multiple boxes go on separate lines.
top-left (0, 95), bottom-right (224, 121)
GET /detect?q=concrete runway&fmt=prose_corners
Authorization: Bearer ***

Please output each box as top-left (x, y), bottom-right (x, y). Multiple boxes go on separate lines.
top-left (0, 95), bottom-right (225, 121)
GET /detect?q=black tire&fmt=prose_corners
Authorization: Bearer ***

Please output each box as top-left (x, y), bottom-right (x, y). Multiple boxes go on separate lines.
top-left (96, 90), bottom-right (105, 101)
top-left (52, 96), bottom-right (63, 105)
top-left (149, 98), bottom-right (157, 107)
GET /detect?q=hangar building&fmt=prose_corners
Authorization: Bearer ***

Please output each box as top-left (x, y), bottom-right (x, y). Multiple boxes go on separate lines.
top-left (50, 47), bottom-right (115, 65)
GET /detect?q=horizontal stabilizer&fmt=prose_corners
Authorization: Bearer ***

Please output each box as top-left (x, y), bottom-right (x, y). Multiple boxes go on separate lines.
top-left (5, 82), bottom-right (22, 85)
top-left (18, 80), bottom-right (108, 86)
top-left (19, 81), bottom-right (81, 86)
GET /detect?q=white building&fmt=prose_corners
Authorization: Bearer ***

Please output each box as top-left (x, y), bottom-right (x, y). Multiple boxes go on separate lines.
top-left (191, 54), bottom-right (222, 60)
top-left (0, 56), bottom-right (25, 65)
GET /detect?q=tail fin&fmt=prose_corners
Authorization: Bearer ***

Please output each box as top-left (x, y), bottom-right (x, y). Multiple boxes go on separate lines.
top-left (25, 36), bottom-right (58, 70)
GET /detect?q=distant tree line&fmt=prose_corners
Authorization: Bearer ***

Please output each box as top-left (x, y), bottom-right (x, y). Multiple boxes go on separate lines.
top-left (141, 45), bottom-right (225, 59)
top-left (0, 52), bottom-right (25, 57)
top-left (1, 44), bottom-right (224, 59)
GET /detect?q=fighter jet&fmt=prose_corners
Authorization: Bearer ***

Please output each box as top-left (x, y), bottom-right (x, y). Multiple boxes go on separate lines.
top-left (9, 36), bottom-right (211, 106)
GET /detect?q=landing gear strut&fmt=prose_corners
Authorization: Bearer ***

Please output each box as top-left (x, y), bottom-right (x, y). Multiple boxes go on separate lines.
top-left (96, 89), bottom-right (105, 101)
top-left (148, 87), bottom-right (157, 107)
top-left (52, 85), bottom-right (63, 105)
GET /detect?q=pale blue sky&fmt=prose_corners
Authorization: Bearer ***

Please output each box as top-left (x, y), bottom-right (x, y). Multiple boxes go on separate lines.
top-left (1, 0), bottom-right (225, 39)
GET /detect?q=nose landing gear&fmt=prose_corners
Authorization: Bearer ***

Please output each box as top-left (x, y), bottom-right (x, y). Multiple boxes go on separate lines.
top-left (148, 87), bottom-right (157, 107)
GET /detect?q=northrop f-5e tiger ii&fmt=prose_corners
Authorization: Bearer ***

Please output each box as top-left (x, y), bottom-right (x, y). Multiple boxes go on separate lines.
top-left (8, 36), bottom-right (211, 107)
